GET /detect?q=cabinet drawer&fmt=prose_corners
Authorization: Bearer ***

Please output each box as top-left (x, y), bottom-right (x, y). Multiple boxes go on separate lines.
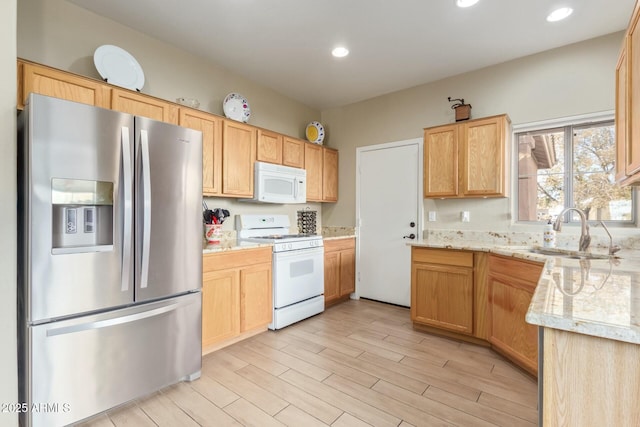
top-left (412, 247), bottom-right (473, 267)
top-left (324, 237), bottom-right (355, 253)
top-left (203, 247), bottom-right (272, 272)
top-left (488, 254), bottom-right (543, 291)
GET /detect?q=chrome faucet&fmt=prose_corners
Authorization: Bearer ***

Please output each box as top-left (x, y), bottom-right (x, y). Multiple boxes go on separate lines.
top-left (594, 221), bottom-right (621, 256)
top-left (553, 207), bottom-right (591, 252)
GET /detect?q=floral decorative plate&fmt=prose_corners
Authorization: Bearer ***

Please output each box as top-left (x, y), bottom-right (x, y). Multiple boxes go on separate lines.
top-left (305, 121), bottom-right (325, 144)
top-left (223, 93), bottom-right (251, 123)
top-left (93, 45), bottom-right (145, 91)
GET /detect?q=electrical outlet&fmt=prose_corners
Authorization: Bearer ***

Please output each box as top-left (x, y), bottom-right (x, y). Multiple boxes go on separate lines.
top-left (461, 211), bottom-right (470, 222)
top-left (428, 211), bottom-right (437, 222)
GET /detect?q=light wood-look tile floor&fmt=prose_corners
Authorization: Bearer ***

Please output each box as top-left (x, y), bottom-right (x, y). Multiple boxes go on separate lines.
top-left (80, 299), bottom-right (538, 427)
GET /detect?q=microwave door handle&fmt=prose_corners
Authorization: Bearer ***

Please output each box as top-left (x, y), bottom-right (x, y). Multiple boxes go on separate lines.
top-left (140, 129), bottom-right (152, 289)
top-left (293, 177), bottom-right (298, 198)
top-left (121, 127), bottom-right (132, 292)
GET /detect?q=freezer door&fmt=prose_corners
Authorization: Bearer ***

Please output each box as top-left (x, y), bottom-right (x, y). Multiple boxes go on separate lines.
top-left (19, 94), bottom-right (135, 323)
top-left (21, 292), bottom-right (202, 427)
top-left (135, 117), bottom-right (203, 302)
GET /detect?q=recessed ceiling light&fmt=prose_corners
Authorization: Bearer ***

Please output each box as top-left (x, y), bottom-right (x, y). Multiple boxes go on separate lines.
top-left (456, 0), bottom-right (480, 8)
top-left (332, 47), bottom-right (349, 58)
top-left (547, 7), bottom-right (573, 22)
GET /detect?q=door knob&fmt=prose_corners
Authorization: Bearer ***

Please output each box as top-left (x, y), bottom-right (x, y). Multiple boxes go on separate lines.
top-left (403, 234), bottom-right (416, 239)
top-left (409, 222), bottom-right (416, 228)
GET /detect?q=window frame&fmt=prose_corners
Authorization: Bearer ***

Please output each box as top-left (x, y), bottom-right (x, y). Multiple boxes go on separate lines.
top-left (513, 111), bottom-right (636, 227)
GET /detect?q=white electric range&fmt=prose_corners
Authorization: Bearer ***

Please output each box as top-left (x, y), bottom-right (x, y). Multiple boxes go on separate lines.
top-left (236, 214), bottom-right (324, 329)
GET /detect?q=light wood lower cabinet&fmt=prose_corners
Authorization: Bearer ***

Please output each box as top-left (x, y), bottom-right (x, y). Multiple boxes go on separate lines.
top-left (542, 327), bottom-right (640, 425)
top-left (19, 60), bottom-right (112, 110)
top-left (324, 238), bottom-right (355, 307)
top-left (202, 247), bottom-right (272, 353)
top-left (202, 269), bottom-right (240, 347)
top-left (410, 247), bottom-right (542, 375)
top-left (411, 248), bottom-right (474, 335)
top-left (487, 254), bottom-right (542, 376)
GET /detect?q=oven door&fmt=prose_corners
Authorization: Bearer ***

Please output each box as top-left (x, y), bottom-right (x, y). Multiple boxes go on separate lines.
top-left (272, 246), bottom-right (324, 308)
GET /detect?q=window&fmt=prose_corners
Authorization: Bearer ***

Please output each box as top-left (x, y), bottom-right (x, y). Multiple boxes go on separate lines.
top-left (517, 119), bottom-right (634, 224)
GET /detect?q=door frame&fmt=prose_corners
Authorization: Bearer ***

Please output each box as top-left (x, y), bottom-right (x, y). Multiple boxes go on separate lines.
top-left (354, 138), bottom-right (424, 301)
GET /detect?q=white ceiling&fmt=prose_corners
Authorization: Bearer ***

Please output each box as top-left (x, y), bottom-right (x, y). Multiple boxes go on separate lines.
top-left (68, 0), bottom-right (635, 110)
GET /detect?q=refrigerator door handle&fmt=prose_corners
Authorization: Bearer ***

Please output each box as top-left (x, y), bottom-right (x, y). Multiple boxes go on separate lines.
top-left (121, 127), bottom-right (133, 292)
top-left (45, 300), bottom-right (186, 337)
top-left (140, 129), bottom-right (152, 289)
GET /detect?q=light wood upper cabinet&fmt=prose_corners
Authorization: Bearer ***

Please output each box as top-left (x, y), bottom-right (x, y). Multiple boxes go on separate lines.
top-left (305, 143), bottom-right (324, 202)
top-left (322, 147), bottom-right (339, 202)
top-left (222, 120), bottom-right (256, 197)
top-left (424, 114), bottom-right (510, 198)
top-left (19, 61), bottom-right (111, 110)
top-left (257, 129), bottom-right (283, 164)
top-left (616, 42), bottom-right (629, 183)
top-left (487, 254), bottom-right (542, 376)
top-left (462, 116), bottom-right (509, 196)
top-left (282, 136), bottom-right (305, 168)
top-left (111, 88), bottom-right (179, 124)
top-left (179, 108), bottom-right (223, 196)
top-left (617, 2), bottom-right (640, 185)
top-left (424, 125), bottom-right (459, 197)
top-left (411, 248), bottom-right (474, 335)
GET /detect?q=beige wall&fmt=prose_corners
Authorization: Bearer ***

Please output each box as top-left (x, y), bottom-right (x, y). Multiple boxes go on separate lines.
top-left (321, 32), bottom-right (626, 232)
top-left (1, 0), bottom-right (18, 425)
top-left (17, 0), bottom-right (320, 138)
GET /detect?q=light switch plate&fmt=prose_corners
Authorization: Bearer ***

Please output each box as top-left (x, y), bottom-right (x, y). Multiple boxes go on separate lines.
top-left (428, 211), bottom-right (437, 222)
top-left (461, 211), bottom-right (470, 222)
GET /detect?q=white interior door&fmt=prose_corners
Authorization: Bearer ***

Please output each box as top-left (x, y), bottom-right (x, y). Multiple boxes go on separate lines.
top-left (356, 139), bottom-right (422, 307)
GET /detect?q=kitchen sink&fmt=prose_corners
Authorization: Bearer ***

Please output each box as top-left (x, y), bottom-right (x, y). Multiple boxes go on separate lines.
top-left (528, 247), bottom-right (614, 260)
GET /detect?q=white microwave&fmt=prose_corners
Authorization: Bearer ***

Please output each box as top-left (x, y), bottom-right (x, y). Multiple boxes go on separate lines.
top-left (247, 161), bottom-right (306, 204)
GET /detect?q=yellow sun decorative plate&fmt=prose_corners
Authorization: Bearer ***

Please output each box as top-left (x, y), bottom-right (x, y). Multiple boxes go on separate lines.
top-left (305, 121), bottom-right (325, 144)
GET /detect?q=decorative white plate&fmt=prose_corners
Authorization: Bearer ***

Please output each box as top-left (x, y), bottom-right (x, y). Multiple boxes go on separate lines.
top-left (305, 121), bottom-right (325, 144)
top-left (223, 93), bottom-right (251, 123)
top-left (94, 45), bottom-right (145, 91)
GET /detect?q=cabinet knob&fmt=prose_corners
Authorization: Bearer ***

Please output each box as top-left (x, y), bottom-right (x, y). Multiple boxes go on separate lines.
top-left (409, 222), bottom-right (416, 228)
top-left (403, 234), bottom-right (416, 240)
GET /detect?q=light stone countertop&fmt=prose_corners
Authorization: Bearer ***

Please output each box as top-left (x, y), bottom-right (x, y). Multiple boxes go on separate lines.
top-left (409, 239), bottom-right (640, 345)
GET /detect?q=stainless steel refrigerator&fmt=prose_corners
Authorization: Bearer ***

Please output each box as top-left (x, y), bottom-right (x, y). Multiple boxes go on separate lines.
top-left (17, 94), bottom-right (203, 427)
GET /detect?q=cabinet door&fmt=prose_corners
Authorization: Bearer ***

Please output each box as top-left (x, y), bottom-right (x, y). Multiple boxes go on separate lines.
top-left (628, 11), bottom-right (640, 176)
top-left (282, 137), bottom-right (305, 168)
top-left (616, 43), bottom-right (628, 182)
top-left (339, 248), bottom-right (356, 296)
top-left (202, 270), bottom-right (240, 348)
top-left (257, 129), bottom-right (283, 164)
top-left (424, 125), bottom-right (459, 197)
top-left (305, 143), bottom-right (324, 202)
top-left (411, 263), bottom-right (473, 334)
top-left (111, 89), bottom-right (179, 124)
top-left (240, 263), bottom-right (272, 331)
top-left (179, 108), bottom-right (222, 195)
top-left (322, 147), bottom-right (339, 202)
top-left (324, 251), bottom-right (340, 303)
top-left (222, 120), bottom-right (256, 197)
top-left (21, 62), bottom-right (111, 109)
top-left (461, 116), bottom-right (505, 196)
top-left (488, 276), bottom-right (537, 374)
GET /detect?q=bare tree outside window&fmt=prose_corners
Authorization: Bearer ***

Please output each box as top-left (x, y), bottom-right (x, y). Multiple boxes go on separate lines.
top-left (517, 121), bottom-right (633, 224)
